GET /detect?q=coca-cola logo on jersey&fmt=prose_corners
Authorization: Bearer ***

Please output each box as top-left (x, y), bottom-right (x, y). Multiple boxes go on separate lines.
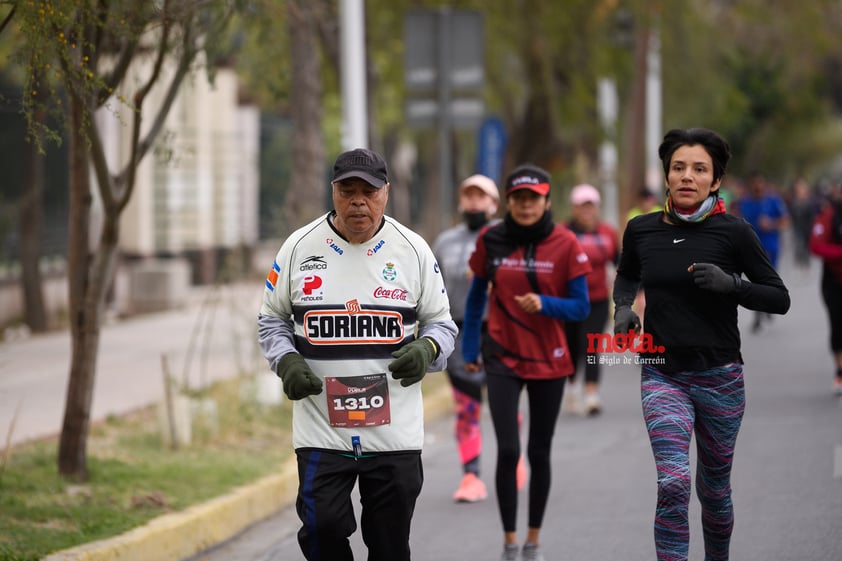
top-left (373, 287), bottom-right (408, 301)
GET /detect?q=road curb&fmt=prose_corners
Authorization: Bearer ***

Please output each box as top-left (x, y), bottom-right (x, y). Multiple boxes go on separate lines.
top-left (42, 380), bottom-right (454, 561)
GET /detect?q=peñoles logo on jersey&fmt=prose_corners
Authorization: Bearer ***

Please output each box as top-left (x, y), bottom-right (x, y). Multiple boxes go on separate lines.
top-left (302, 275), bottom-right (323, 295)
top-left (303, 306), bottom-right (404, 345)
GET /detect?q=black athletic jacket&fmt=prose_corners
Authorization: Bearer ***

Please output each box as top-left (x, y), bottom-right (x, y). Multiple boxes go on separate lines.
top-left (615, 211), bottom-right (790, 372)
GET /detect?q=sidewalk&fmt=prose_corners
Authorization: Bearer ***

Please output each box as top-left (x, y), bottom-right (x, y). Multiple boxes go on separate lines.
top-left (0, 282), bottom-right (264, 449)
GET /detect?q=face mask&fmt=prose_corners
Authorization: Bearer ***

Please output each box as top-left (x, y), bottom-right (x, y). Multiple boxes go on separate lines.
top-left (463, 210), bottom-right (489, 231)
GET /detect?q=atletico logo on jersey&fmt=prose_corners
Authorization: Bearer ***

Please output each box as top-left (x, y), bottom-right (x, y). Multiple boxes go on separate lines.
top-left (265, 260), bottom-right (281, 291)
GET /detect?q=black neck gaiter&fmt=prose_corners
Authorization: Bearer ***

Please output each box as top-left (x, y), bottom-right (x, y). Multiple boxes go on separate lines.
top-left (503, 210), bottom-right (554, 245)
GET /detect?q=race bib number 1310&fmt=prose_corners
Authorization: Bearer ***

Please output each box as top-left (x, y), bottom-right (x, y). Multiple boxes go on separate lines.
top-left (325, 373), bottom-right (391, 427)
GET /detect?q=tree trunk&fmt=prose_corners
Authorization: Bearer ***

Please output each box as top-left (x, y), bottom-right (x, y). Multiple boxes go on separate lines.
top-left (620, 21), bottom-right (649, 226)
top-left (58, 96), bottom-right (96, 481)
top-left (284, 0), bottom-right (326, 234)
top-left (19, 91), bottom-right (48, 332)
top-left (508, 0), bottom-right (562, 171)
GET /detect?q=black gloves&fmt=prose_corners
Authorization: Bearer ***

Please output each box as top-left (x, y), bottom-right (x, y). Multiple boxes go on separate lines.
top-left (690, 263), bottom-right (739, 294)
top-left (613, 305), bottom-right (641, 335)
top-left (276, 353), bottom-right (323, 400)
top-left (276, 338), bottom-right (438, 399)
top-left (389, 337), bottom-right (438, 387)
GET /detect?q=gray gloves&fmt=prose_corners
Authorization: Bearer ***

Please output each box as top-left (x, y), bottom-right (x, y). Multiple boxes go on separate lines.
top-left (690, 263), bottom-right (739, 294)
top-left (613, 305), bottom-right (641, 335)
top-left (276, 353), bottom-right (323, 400)
top-left (389, 337), bottom-right (438, 387)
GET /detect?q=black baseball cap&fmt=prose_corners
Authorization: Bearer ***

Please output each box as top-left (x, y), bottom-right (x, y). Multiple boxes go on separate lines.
top-left (331, 148), bottom-right (389, 188)
top-left (505, 164), bottom-right (551, 197)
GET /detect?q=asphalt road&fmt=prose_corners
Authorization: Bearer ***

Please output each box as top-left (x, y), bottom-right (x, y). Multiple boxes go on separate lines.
top-left (189, 259), bottom-right (842, 561)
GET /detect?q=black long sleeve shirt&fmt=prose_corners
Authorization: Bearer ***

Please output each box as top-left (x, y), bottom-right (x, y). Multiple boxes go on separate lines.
top-left (615, 211), bottom-right (790, 372)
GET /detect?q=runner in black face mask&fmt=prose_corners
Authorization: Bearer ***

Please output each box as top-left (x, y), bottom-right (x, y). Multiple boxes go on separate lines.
top-left (463, 208), bottom-right (491, 230)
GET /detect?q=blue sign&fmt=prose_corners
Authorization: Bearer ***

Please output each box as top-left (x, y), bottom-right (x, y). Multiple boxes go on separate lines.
top-left (476, 116), bottom-right (507, 184)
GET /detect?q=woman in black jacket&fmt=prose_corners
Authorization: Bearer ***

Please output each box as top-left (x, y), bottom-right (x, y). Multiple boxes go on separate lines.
top-left (613, 128), bottom-right (790, 561)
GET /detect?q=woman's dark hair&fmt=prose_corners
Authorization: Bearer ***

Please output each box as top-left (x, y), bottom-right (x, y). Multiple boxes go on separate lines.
top-left (658, 128), bottom-right (732, 184)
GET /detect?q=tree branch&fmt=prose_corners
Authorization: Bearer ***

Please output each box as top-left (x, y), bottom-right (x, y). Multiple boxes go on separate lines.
top-left (87, 106), bottom-right (117, 215)
top-left (0, 3), bottom-right (16, 36)
top-left (134, 0), bottom-right (172, 108)
top-left (91, 0), bottom-right (108, 67)
top-left (115, 16), bottom-right (195, 211)
top-left (114, 0), bottom-right (239, 210)
top-left (98, 39), bottom-right (140, 105)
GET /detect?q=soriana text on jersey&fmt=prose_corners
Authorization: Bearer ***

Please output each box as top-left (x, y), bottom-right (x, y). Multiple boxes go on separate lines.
top-left (303, 300), bottom-right (405, 345)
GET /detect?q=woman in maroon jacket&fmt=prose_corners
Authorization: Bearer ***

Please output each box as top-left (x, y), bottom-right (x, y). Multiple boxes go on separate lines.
top-left (809, 180), bottom-right (842, 395)
top-left (462, 163), bottom-right (591, 561)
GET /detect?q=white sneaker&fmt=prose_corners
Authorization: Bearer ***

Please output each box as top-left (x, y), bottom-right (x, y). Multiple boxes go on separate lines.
top-left (583, 392), bottom-right (603, 416)
top-left (562, 381), bottom-right (582, 415)
top-left (500, 543), bottom-right (519, 561)
top-left (520, 542), bottom-right (546, 561)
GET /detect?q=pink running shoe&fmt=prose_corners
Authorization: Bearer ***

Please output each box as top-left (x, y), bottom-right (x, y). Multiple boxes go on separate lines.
top-left (453, 473), bottom-right (488, 503)
top-left (516, 455), bottom-right (528, 491)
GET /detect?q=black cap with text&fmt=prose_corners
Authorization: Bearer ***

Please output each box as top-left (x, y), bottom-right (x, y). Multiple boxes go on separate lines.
top-left (505, 164), bottom-right (551, 197)
top-left (331, 148), bottom-right (389, 188)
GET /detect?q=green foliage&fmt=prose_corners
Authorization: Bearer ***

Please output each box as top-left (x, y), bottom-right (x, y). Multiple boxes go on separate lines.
top-left (6, 0), bottom-right (842, 216)
top-left (232, 0), bottom-right (292, 112)
top-left (662, 1), bottom-right (842, 181)
top-left (0, 376), bottom-right (292, 561)
top-left (8, 0), bottom-right (245, 154)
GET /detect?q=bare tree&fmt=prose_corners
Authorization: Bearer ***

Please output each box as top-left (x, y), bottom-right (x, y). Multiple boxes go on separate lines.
top-left (15, 0), bottom-right (240, 481)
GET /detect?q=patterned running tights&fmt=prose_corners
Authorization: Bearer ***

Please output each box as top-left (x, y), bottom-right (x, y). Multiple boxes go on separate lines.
top-left (641, 363), bottom-right (745, 561)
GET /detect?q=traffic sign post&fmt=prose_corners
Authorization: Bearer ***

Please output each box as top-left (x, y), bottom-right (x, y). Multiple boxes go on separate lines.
top-left (476, 116), bottom-right (507, 186)
top-left (404, 9), bottom-right (484, 232)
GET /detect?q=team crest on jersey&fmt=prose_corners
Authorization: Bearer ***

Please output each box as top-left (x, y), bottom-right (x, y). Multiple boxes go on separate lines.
top-left (265, 260), bottom-right (281, 292)
top-left (303, 306), bottom-right (405, 345)
top-left (382, 262), bottom-right (397, 282)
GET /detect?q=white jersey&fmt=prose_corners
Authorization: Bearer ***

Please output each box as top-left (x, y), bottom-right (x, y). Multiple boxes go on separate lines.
top-left (259, 213), bottom-right (456, 453)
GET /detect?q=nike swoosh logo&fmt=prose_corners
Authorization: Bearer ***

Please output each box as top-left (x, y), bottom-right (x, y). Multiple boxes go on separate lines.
top-left (673, 238), bottom-right (686, 244)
